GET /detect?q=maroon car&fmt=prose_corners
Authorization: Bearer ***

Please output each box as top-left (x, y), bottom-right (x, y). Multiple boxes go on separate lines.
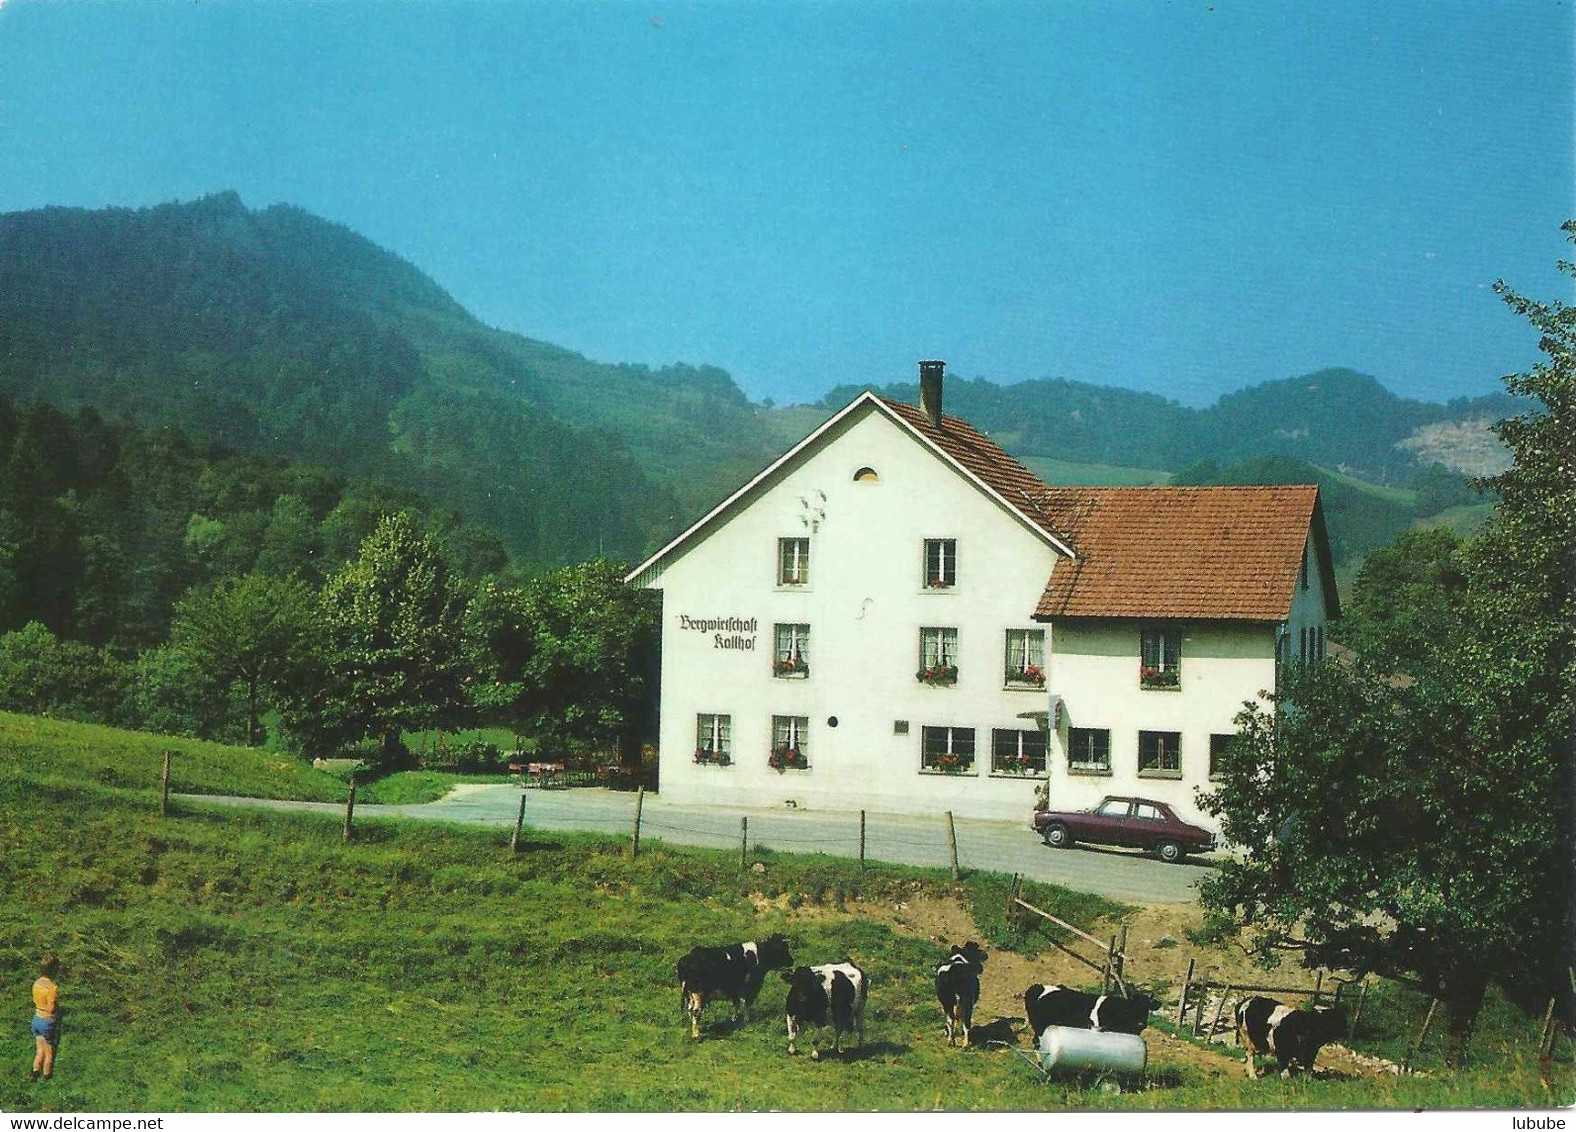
top-left (1032, 795), bottom-right (1216, 863)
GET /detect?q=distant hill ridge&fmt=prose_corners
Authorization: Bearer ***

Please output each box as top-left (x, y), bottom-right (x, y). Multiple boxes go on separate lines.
top-left (0, 193), bottom-right (1520, 566)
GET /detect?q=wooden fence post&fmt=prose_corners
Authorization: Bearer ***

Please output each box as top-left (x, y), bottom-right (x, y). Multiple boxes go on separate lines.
top-left (1404, 998), bottom-right (1439, 1073)
top-left (1176, 958), bottom-right (1195, 1026)
top-left (858, 810), bottom-right (866, 871)
top-left (945, 810), bottom-right (959, 880)
top-left (630, 786), bottom-right (645, 859)
top-left (1101, 937), bottom-right (1114, 993)
top-left (509, 791), bottom-right (527, 854)
top-left (160, 749), bottom-right (173, 817)
top-left (1192, 983), bottom-right (1208, 1036)
top-left (1210, 984), bottom-right (1233, 1041)
top-left (1312, 969), bottom-right (1325, 1006)
top-left (342, 781), bottom-right (357, 844)
top-left (1117, 922), bottom-right (1128, 983)
top-left (740, 816), bottom-right (748, 869)
top-left (1349, 980), bottom-right (1370, 1038)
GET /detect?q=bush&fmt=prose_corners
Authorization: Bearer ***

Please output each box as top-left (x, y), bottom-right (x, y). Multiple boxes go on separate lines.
top-left (0, 621), bottom-right (128, 724)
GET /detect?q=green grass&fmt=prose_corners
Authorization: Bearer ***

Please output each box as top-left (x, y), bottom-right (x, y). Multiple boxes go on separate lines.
top-left (1311, 464), bottom-right (1420, 507)
top-left (0, 714), bottom-right (1568, 1112)
top-left (1020, 457), bottom-right (1172, 487)
top-left (1413, 501), bottom-right (1496, 538)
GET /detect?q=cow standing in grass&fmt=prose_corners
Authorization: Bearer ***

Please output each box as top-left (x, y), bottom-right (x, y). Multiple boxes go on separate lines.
top-left (676, 934), bottom-right (793, 1039)
top-left (1022, 984), bottom-right (1160, 1042)
top-left (783, 962), bottom-right (866, 1059)
top-left (1235, 996), bottom-right (1347, 1078)
top-left (934, 942), bottom-right (987, 1048)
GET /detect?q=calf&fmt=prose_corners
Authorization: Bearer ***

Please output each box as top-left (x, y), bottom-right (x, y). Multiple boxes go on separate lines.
top-left (783, 962), bottom-right (867, 1059)
top-left (676, 934), bottom-right (793, 1039)
top-left (1022, 984), bottom-right (1160, 1041)
top-left (1235, 996), bottom-right (1347, 1078)
top-left (934, 941), bottom-right (987, 1048)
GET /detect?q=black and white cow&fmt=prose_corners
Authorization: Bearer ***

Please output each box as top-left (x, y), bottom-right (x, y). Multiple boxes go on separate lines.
top-left (782, 962), bottom-right (867, 1059)
top-left (1234, 996), bottom-right (1347, 1078)
top-left (1022, 984), bottom-right (1161, 1041)
top-left (676, 934), bottom-right (793, 1038)
top-left (934, 941), bottom-right (987, 1048)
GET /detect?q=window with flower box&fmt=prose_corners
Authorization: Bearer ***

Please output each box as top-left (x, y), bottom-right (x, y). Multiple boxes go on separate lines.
top-left (772, 623), bottom-right (810, 678)
top-left (769, 715), bottom-right (810, 771)
top-left (1067, 727), bottom-right (1111, 775)
top-left (991, 728), bottom-right (1046, 776)
top-left (777, 537), bottom-right (810, 587)
top-left (1004, 628), bottom-right (1046, 688)
top-left (921, 725), bottom-right (976, 774)
top-left (1140, 627), bottom-right (1181, 689)
top-left (923, 539), bottom-right (957, 589)
top-left (694, 714), bottom-right (732, 766)
top-left (1138, 730), bottom-right (1182, 777)
top-left (917, 626), bottom-right (959, 685)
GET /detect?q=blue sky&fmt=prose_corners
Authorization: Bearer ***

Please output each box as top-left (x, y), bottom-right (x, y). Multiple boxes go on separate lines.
top-left (0, 0), bottom-right (1570, 406)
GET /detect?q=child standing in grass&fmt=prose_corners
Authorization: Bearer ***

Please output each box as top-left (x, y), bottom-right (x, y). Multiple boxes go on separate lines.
top-left (30, 954), bottom-right (59, 1080)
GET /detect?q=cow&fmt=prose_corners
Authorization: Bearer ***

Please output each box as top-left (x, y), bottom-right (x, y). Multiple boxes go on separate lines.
top-left (934, 941), bottom-right (987, 1048)
top-left (1234, 996), bottom-right (1347, 1079)
top-left (1022, 984), bottom-right (1160, 1042)
top-left (783, 962), bottom-right (867, 1059)
top-left (676, 934), bottom-right (793, 1039)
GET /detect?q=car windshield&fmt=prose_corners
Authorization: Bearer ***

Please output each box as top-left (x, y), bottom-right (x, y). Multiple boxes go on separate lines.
top-left (1095, 800), bottom-right (1129, 817)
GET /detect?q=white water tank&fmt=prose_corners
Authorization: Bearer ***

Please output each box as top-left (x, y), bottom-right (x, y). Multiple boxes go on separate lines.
top-left (1038, 1026), bottom-right (1148, 1074)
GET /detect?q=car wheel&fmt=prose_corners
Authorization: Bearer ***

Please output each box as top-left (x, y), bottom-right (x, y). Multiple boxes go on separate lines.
top-left (1155, 840), bottom-right (1184, 864)
top-left (1043, 823), bottom-right (1073, 849)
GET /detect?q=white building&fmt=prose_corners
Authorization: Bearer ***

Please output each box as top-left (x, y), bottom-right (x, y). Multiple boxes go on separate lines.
top-left (626, 362), bottom-right (1337, 832)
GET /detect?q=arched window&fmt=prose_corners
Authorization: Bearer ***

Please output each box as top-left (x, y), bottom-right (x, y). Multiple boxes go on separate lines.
top-left (853, 466), bottom-right (879, 483)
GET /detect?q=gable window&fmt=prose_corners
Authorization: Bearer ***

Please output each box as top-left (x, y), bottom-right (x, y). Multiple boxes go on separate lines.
top-left (921, 725), bottom-right (976, 774)
top-left (1004, 629), bottom-right (1046, 688)
top-left (769, 715), bottom-right (810, 771)
top-left (853, 466), bottom-right (880, 483)
top-left (1140, 627), bottom-right (1181, 689)
top-left (1138, 730), bottom-right (1182, 777)
top-left (917, 627), bottom-right (959, 685)
top-left (778, 537), bottom-right (810, 586)
top-left (772, 623), bottom-right (810, 678)
top-left (991, 728), bottom-right (1047, 776)
top-left (694, 714), bottom-right (732, 766)
top-left (1067, 727), bottom-right (1111, 775)
top-left (1209, 733), bottom-right (1234, 781)
top-left (923, 538), bottom-right (957, 589)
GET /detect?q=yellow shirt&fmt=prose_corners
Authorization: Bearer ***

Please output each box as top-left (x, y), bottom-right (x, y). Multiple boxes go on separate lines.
top-left (32, 976), bottom-right (57, 1020)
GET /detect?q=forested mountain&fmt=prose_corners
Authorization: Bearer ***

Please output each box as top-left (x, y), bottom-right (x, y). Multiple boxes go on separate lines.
top-left (0, 193), bottom-right (706, 565)
top-left (822, 369), bottom-right (1520, 484)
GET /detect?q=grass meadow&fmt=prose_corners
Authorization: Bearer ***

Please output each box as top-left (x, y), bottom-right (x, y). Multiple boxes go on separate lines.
top-left (1, 713), bottom-right (1568, 1112)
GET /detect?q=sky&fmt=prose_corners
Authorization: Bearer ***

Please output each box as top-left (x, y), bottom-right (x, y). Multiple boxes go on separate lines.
top-left (0, 0), bottom-right (1571, 407)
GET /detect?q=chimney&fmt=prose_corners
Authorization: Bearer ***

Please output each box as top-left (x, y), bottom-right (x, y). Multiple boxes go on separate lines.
top-left (918, 359), bottom-right (946, 429)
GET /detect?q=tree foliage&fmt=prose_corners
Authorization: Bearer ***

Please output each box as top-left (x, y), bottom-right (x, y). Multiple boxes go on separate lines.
top-left (1199, 227), bottom-right (1576, 1065)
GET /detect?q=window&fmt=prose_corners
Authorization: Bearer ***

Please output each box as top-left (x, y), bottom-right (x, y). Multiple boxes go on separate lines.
top-left (1138, 730), bottom-right (1182, 777)
top-left (1096, 798), bottom-right (1130, 818)
top-left (917, 627), bottom-right (959, 685)
top-left (991, 728), bottom-right (1046, 776)
top-left (1140, 627), bottom-right (1181, 689)
top-left (1300, 544), bottom-right (1309, 591)
top-left (769, 715), bottom-right (810, 770)
top-left (1316, 626), bottom-right (1325, 661)
top-left (1004, 629), bottom-right (1046, 687)
top-left (777, 537), bottom-right (810, 586)
top-left (695, 714), bottom-right (732, 766)
top-left (923, 538), bottom-right (957, 589)
top-left (1134, 802), bottom-right (1163, 821)
top-left (1299, 627), bottom-right (1308, 663)
top-left (853, 466), bottom-right (879, 483)
top-left (772, 623), bottom-right (810, 677)
top-left (1209, 733), bottom-right (1234, 780)
top-left (921, 725), bottom-right (976, 774)
top-left (1067, 727), bottom-right (1111, 775)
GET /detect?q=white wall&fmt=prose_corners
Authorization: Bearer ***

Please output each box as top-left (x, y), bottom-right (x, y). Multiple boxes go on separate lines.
top-left (647, 403), bottom-right (1062, 822)
top-left (1045, 619), bottom-right (1277, 832)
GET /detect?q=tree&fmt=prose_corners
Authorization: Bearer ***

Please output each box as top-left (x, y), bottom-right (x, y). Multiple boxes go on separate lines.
top-left (171, 572), bottom-right (315, 747)
top-left (283, 513), bottom-right (468, 758)
top-left (1199, 227), bottom-right (1575, 1067)
top-left (1335, 526), bottom-right (1467, 671)
top-left (465, 559), bottom-right (658, 764)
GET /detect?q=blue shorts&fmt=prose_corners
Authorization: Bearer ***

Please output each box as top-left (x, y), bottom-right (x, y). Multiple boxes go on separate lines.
top-left (31, 1015), bottom-right (57, 1045)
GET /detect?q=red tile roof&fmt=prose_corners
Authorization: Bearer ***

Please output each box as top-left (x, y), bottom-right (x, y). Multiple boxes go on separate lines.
top-left (1033, 485), bottom-right (1325, 622)
top-left (876, 397), bottom-right (1074, 547)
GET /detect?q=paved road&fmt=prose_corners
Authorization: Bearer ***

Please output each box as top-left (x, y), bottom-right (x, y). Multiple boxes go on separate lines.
top-left (185, 784), bottom-right (1210, 904)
